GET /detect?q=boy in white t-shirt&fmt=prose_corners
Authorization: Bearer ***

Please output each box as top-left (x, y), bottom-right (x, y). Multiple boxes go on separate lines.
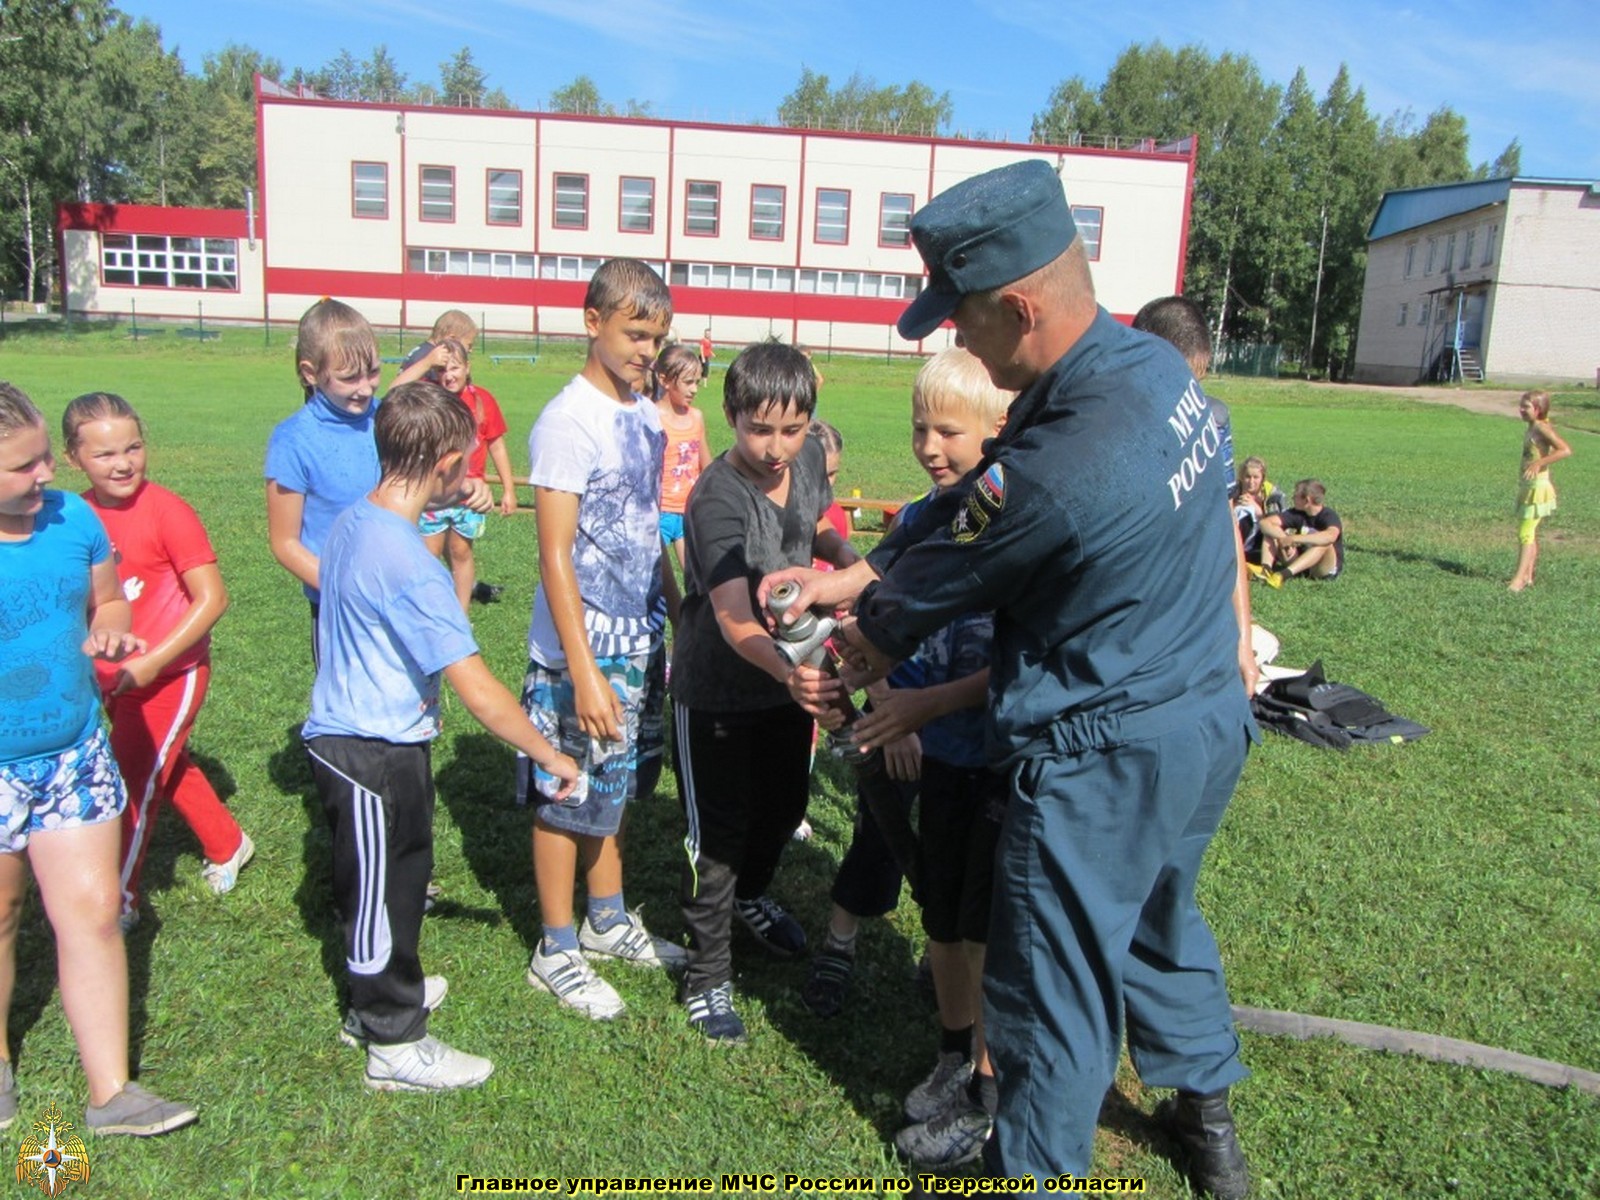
top-left (521, 260), bottom-right (685, 1019)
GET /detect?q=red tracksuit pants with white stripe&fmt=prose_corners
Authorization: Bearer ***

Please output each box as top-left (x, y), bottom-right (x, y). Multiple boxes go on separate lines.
top-left (305, 734), bottom-right (433, 1046)
top-left (108, 660), bottom-right (244, 915)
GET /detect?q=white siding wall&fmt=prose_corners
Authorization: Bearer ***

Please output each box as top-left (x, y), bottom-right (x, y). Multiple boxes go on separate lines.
top-left (1484, 186), bottom-right (1600, 383)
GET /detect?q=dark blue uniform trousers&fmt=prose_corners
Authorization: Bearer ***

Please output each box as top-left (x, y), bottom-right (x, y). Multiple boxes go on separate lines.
top-left (982, 702), bottom-right (1251, 1179)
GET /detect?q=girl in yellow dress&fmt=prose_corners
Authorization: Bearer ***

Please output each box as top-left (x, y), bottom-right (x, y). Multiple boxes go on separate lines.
top-left (1509, 390), bottom-right (1572, 592)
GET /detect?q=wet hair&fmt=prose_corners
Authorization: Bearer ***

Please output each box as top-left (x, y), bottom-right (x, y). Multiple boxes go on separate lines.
top-left (1293, 478), bottom-right (1326, 506)
top-left (375, 381), bottom-right (476, 487)
top-left (62, 392), bottom-right (144, 453)
top-left (1521, 390), bottom-right (1551, 420)
top-left (913, 348), bottom-right (1014, 428)
top-left (429, 309), bottom-right (477, 343)
top-left (723, 343), bottom-right (817, 421)
top-left (809, 418), bottom-right (843, 457)
top-left (0, 381), bottom-right (45, 438)
top-left (653, 343), bottom-right (703, 391)
top-left (295, 298), bottom-right (379, 399)
top-left (585, 258), bottom-right (673, 325)
top-left (1132, 295), bottom-right (1212, 376)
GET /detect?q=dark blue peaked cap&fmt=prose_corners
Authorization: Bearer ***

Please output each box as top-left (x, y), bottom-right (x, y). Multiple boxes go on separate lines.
top-left (896, 159), bottom-right (1077, 341)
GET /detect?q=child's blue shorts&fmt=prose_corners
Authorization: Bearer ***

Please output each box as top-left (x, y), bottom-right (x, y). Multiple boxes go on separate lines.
top-left (420, 504), bottom-right (486, 540)
top-left (0, 725), bottom-right (127, 854)
top-left (519, 649), bottom-right (662, 838)
top-left (659, 512), bottom-right (686, 545)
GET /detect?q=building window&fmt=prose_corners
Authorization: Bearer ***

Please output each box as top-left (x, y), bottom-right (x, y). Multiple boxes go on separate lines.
top-left (553, 173), bottom-right (589, 230)
top-left (1403, 242), bottom-right (1416, 278)
top-left (1071, 206), bottom-right (1103, 260)
top-left (1424, 237), bottom-right (1438, 275)
top-left (487, 170), bottom-right (522, 225)
top-left (1460, 229), bottom-right (1475, 269)
top-left (1397, 303), bottom-right (1408, 326)
top-left (1443, 233), bottom-right (1456, 274)
top-left (352, 162), bottom-right (388, 219)
top-left (751, 184), bottom-right (785, 240)
top-left (879, 193), bottom-right (913, 247)
top-left (620, 176), bottom-right (654, 233)
top-left (1418, 297), bottom-right (1431, 325)
top-left (686, 180), bottom-right (720, 236)
top-left (102, 233), bottom-right (239, 291)
top-left (815, 188), bottom-right (850, 244)
top-left (420, 166), bottom-right (454, 222)
top-left (1482, 223), bottom-right (1498, 266)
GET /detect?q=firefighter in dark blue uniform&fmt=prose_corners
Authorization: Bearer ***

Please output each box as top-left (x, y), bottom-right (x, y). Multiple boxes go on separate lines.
top-left (767, 160), bottom-right (1255, 1197)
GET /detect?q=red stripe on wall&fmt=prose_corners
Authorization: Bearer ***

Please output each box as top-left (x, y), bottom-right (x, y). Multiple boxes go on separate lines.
top-left (57, 203), bottom-right (247, 237)
top-left (264, 268), bottom-right (914, 324)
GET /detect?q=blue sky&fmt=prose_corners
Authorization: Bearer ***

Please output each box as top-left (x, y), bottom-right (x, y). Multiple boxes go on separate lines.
top-left (128, 0), bottom-right (1600, 178)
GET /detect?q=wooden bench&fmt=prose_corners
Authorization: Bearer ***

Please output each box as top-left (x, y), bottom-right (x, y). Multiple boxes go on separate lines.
top-left (176, 328), bottom-right (219, 341)
top-left (127, 328), bottom-right (165, 340)
top-left (489, 354), bottom-right (539, 367)
top-left (381, 355), bottom-right (408, 365)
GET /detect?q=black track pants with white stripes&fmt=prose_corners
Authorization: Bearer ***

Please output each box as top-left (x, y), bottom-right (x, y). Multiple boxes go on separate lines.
top-left (306, 734), bottom-right (434, 1046)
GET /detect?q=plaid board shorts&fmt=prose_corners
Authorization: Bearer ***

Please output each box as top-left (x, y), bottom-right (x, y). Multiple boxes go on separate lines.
top-left (419, 503), bottom-right (487, 540)
top-left (519, 648), bottom-right (663, 837)
top-left (0, 725), bottom-right (128, 854)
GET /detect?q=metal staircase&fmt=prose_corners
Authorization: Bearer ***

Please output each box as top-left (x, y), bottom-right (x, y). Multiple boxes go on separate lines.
top-left (1457, 346), bottom-right (1485, 382)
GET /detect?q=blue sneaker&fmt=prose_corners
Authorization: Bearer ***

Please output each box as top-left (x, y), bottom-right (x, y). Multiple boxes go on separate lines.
top-left (685, 982), bottom-right (747, 1045)
top-left (734, 895), bottom-right (807, 958)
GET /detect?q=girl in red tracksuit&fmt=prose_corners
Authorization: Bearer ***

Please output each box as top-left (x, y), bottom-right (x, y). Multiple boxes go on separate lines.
top-left (64, 392), bottom-right (253, 929)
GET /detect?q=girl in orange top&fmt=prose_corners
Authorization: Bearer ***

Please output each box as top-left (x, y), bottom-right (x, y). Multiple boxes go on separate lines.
top-left (654, 344), bottom-right (712, 569)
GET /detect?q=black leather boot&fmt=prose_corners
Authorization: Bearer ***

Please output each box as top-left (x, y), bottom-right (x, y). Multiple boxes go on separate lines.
top-left (1160, 1088), bottom-right (1250, 1199)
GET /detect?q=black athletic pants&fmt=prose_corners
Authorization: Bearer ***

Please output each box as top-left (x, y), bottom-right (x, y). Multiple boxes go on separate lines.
top-left (672, 703), bottom-right (812, 996)
top-left (306, 734), bottom-right (433, 1046)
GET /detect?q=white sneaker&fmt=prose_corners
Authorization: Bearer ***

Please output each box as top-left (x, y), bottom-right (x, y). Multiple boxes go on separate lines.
top-left (340, 975), bottom-right (449, 1048)
top-left (527, 944), bottom-right (625, 1020)
top-left (364, 1035), bottom-right (493, 1092)
top-left (201, 832), bottom-right (254, 896)
top-left (904, 1050), bottom-right (975, 1122)
top-left (579, 908), bottom-right (687, 971)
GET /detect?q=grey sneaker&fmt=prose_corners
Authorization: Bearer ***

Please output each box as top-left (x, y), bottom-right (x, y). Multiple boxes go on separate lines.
top-left (0, 1060), bottom-right (16, 1131)
top-left (579, 907), bottom-right (687, 971)
top-left (904, 1050), bottom-right (975, 1122)
top-left (364, 1035), bottom-right (492, 1092)
top-left (894, 1090), bottom-right (993, 1168)
top-left (201, 832), bottom-right (254, 896)
top-left (340, 975), bottom-right (449, 1049)
top-left (527, 944), bottom-right (625, 1020)
top-left (85, 1083), bottom-right (197, 1136)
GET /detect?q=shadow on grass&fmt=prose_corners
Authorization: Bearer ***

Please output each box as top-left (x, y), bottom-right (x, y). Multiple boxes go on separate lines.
top-left (266, 722), bottom-right (347, 1028)
top-left (1360, 544), bottom-right (1487, 578)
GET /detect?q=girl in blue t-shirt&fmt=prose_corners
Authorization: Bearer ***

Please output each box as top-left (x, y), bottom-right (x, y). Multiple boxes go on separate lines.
top-left (0, 382), bottom-right (195, 1136)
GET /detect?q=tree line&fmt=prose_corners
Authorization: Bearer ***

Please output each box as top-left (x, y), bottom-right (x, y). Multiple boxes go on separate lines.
top-left (2, 4), bottom-right (1518, 376)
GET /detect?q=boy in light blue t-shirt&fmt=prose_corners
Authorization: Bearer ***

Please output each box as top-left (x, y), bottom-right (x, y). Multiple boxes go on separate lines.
top-left (304, 381), bottom-right (577, 1094)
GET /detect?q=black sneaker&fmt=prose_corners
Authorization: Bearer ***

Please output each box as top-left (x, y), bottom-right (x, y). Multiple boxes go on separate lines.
top-left (800, 942), bottom-right (855, 1017)
top-left (471, 581), bottom-right (504, 604)
top-left (734, 895), bottom-right (807, 958)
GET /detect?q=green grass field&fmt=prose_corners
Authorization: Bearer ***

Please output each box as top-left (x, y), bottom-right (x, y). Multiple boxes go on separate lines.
top-left (0, 324), bottom-right (1597, 1199)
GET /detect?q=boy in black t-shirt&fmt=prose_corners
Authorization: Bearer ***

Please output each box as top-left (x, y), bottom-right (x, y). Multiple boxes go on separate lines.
top-left (1260, 478), bottom-right (1343, 582)
top-left (670, 343), bottom-right (860, 1042)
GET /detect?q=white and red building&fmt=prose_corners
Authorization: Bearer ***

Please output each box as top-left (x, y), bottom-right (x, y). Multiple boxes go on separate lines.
top-left (59, 78), bottom-right (1197, 353)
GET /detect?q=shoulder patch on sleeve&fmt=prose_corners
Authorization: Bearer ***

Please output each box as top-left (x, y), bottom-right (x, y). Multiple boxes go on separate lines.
top-left (951, 463), bottom-right (1005, 544)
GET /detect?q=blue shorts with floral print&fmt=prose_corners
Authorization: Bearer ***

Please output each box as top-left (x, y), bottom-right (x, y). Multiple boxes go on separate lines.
top-left (0, 726), bottom-right (127, 854)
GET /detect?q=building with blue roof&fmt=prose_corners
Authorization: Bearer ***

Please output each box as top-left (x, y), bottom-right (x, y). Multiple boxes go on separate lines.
top-left (1354, 177), bottom-right (1600, 385)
